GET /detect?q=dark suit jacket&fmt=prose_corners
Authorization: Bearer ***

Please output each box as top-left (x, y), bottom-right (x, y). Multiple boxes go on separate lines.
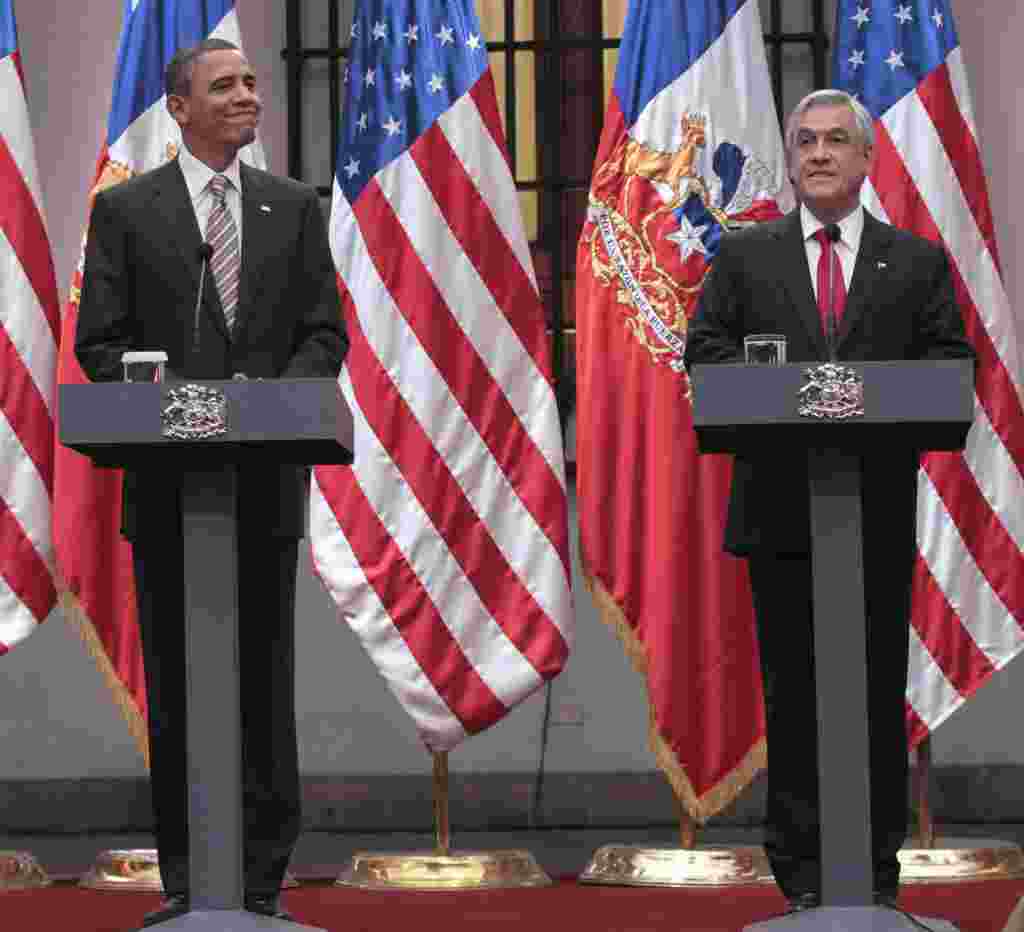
top-left (683, 208), bottom-right (974, 556)
top-left (75, 158), bottom-right (347, 539)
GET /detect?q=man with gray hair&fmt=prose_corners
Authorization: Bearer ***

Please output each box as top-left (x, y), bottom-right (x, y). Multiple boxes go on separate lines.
top-left (685, 89), bottom-right (973, 912)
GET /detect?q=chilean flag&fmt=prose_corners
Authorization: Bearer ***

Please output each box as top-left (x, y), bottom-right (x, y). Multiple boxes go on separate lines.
top-left (575, 0), bottom-right (791, 820)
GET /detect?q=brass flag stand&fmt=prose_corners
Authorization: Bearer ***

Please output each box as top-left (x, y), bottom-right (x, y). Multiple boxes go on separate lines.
top-left (0, 851), bottom-right (49, 891)
top-left (337, 751), bottom-right (552, 890)
top-left (580, 741), bottom-right (1024, 889)
top-left (79, 847), bottom-right (301, 892)
top-left (897, 737), bottom-right (1024, 884)
top-left (580, 784), bottom-right (774, 888)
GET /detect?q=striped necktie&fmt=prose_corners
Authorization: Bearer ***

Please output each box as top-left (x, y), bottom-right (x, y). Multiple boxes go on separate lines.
top-left (205, 174), bottom-right (239, 332)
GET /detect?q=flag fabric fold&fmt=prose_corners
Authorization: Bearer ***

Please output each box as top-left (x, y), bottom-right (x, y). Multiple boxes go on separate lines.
top-left (310, 0), bottom-right (573, 753)
top-left (834, 0), bottom-right (1024, 744)
top-left (0, 0), bottom-right (60, 654)
top-left (575, 0), bottom-right (792, 821)
top-left (52, 0), bottom-right (263, 756)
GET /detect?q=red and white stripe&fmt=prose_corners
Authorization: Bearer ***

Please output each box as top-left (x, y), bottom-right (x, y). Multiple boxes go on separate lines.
top-left (311, 74), bottom-right (573, 752)
top-left (861, 49), bottom-right (1024, 742)
top-left (0, 49), bottom-right (60, 653)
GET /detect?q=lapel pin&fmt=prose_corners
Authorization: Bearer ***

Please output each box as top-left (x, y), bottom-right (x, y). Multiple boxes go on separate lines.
top-left (260, 204), bottom-right (272, 213)
top-left (877, 260), bottom-right (887, 269)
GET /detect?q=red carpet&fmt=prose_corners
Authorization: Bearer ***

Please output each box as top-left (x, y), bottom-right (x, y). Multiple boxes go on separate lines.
top-left (2, 878), bottom-right (1023, 931)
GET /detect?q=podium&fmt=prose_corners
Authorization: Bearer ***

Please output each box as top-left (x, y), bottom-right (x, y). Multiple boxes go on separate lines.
top-left (60, 379), bottom-right (353, 932)
top-left (690, 360), bottom-right (973, 932)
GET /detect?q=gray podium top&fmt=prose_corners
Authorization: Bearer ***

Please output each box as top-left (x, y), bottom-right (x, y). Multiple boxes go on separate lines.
top-left (689, 359), bottom-right (974, 455)
top-left (59, 378), bottom-right (353, 469)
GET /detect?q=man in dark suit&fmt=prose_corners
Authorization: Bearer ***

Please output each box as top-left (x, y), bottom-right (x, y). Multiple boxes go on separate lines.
top-left (684, 89), bottom-right (973, 911)
top-left (75, 39), bottom-right (346, 925)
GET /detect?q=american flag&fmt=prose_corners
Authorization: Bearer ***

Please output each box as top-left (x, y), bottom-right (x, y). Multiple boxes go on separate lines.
top-left (835, 0), bottom-right (1024, 743)
top-left (310, 0), bottom-right (573, 752)
top-left (52, 0), bottom-right (262, 752)
top-left (0, 0), bottom-right (59, 653)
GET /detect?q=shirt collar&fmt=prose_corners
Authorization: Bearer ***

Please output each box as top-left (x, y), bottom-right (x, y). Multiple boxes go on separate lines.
top-left (800, 201), bottom-right (864, 253)
top-left (177, 142), bottom-right (243, 202)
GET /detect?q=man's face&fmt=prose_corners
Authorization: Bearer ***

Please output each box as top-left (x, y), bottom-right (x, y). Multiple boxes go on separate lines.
top-left (169, 49), bottom-right (261, 164)
top-left (789, 103), bottom-right (872, 222)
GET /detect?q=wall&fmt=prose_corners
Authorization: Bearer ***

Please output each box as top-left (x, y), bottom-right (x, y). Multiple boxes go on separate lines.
top-left (0, 0), bottom-right (1021, 820)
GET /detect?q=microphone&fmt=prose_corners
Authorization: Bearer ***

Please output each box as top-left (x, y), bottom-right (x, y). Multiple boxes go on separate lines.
top-left (193, 242), bottom-right (214, 353)
top-left (823, 223), bottom-right (841, 360)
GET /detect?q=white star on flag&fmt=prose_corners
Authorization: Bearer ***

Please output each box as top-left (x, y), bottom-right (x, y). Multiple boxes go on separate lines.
top-left (849, 48), bottom-right (866, 69)
top-left (932, 9), bottom-right (944, 28)
top-left (466, 33), bottom-right (482, 51)
top-left (396, 69), bottom-right (413, 90)
top-left (885, 48), bottom-right (906, 70)
top-left (356, 112), bottom-right (368, 132)
top-left (344, 157), bottom-right (359, 179)
top-left (372, 20), bottom-right (387, 40)
top-left (665, 213), bottom-right (710, 261)
top-left (403, 24), bottom-right (419, 42)
top-left (351, 22), bottom-right (359, 38)
top-left (895, 4), bottom-right (913, 24)
top-left (382, 115), bottom-right (402, 136)
top-left (852, 5), bottom-right (870, 27)
top-left (428, 73), bottom-right (445, 93)
top-left (364, 68), bottom-right (375, 86)
top-left (437, 24), bottom-right (455, 45)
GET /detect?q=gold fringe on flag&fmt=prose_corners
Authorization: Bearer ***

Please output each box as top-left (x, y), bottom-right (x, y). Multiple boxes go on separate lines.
top-left (581, 566), bottom-right (765, 824)
top-left (60, 590), bottom-right (149, 768)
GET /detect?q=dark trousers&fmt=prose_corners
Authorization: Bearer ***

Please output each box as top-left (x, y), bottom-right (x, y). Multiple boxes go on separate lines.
top-left (748, 543), bottom-right (912, 900)
top-left (133, 519), bottom-right (301, 899)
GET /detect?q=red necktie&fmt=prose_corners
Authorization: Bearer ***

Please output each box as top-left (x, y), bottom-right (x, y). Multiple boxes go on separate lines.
top-left (815, 227), bottom-right (846, 342)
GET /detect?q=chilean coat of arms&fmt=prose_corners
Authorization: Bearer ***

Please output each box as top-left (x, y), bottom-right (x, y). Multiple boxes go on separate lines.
top-left (581, 113), bottom-right (785, 375)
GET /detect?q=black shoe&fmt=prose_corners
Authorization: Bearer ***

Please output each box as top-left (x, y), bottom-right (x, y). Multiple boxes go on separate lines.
top-left (785, 892), bottom-right (821, 914)
top-left (245, 894), bottom-right (293, 921)
top-left (142, 894), bottom-right (190, 927)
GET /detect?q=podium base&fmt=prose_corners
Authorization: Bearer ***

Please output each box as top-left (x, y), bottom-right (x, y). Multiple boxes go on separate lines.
top-left (336, 850), bottom-right (552, 890)
top-left (745, 906), bottom-right (958, 931)
top-left (136, 909), bottom-right (322, 932)
top-left (899, 837), bottom-right (1024, 883)
top-left (578, 845), bottom-right (774, 887)
top-left (0, 850), bottom-right (49, 890)
top-left (80, 849), bottom-right (299, 892)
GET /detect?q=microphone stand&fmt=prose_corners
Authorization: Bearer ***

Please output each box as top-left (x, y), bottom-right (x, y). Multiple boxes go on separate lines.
top-left (193, 242), bottom-right (214, 353)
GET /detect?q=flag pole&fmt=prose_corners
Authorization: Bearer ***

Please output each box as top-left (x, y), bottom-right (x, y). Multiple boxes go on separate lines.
top-left (913, 737), bottom-right (935, 849)
top-left (674, 792), bottom-right (697, 849)
top-left (433, 751), bottom-right (451, 855)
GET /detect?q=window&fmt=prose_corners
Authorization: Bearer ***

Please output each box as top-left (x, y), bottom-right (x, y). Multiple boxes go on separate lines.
top-left (284, 0), bottom-right (830, 428)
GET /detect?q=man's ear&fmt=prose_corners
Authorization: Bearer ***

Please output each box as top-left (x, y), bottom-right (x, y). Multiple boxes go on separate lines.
top-left (166, 93), bottom-right (188, 129)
